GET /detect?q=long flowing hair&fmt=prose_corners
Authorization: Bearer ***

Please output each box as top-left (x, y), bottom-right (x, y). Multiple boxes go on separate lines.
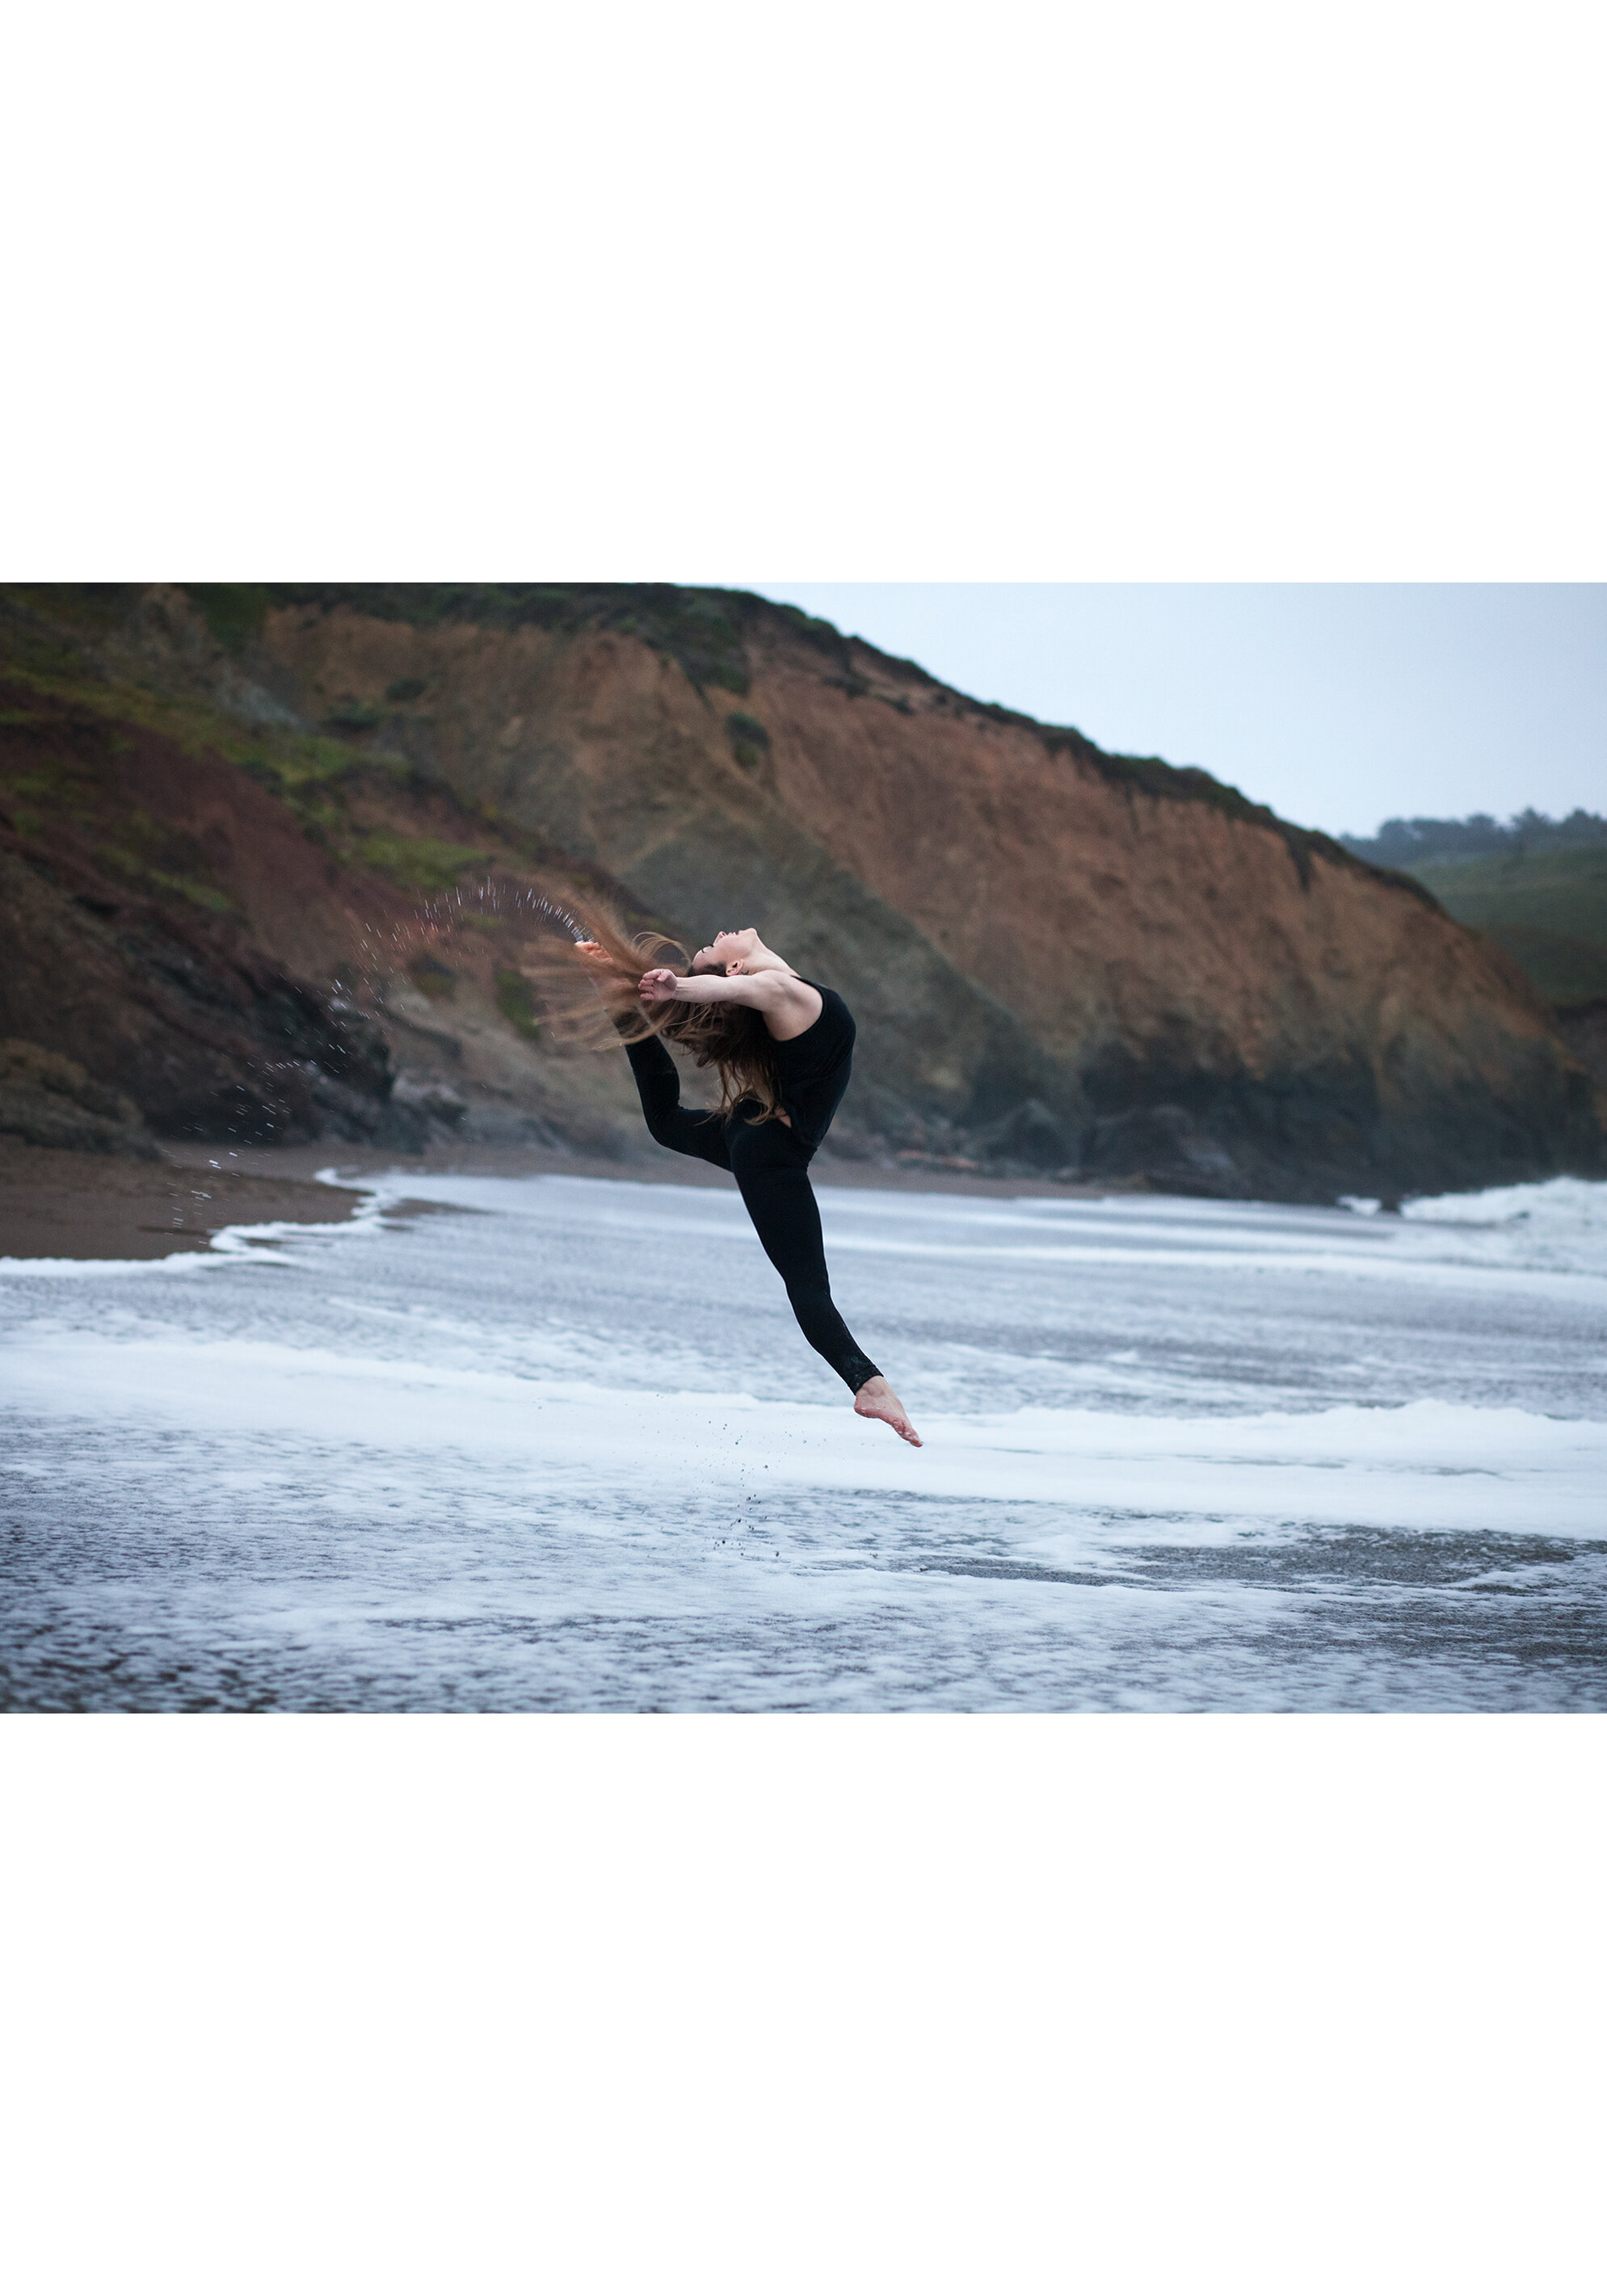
top-left (518, 889), bottom-right (781, 1122)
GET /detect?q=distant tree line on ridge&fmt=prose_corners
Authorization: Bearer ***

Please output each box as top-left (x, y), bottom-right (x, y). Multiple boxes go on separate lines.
top-left (1341, 809), bottom-right (1607, 869)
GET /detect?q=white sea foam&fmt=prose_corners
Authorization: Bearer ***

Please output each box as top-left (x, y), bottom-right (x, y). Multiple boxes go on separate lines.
top-left (1401, 1174), bottom-right (1607, 1275)
top-left (3, 1171), bottom-right (1605, 1709)
top-left (0, 1188), bottom-right (391, 1278)
top-left (4, 1326), bottom-right (1600, 1543)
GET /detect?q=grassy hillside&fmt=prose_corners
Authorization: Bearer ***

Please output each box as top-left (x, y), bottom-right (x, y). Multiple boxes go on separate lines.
top-left (1411, 848), bottom-right (1607, 1007)
top-left (1342, 808), bottom-right (1607, 870)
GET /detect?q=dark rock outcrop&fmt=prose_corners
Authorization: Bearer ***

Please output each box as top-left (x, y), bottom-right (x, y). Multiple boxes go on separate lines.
top-left (0, 1040), bottom-right (162, 1159)
top-left (0, 826), bottom-right (402, 1149)
top-left (1079, 1105), bottom-right (1244, 1195)
top-left (1554, 999), bottom-right (1607, 1087)
top-left (971, 1099), bottom-right (1082, 1175)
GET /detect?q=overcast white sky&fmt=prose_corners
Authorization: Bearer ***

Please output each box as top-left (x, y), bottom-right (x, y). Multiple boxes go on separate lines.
top-left (743, 586), bottom-right (1605, 839)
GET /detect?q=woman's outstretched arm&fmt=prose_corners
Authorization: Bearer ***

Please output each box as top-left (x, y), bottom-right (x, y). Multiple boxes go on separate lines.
top-left (640, 966), bottom-right (822, 1041)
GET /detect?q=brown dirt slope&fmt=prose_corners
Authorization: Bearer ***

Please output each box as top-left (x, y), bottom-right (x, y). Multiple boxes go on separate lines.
top-left (0, 589), bottom-right (654, 1161)
top-left (250, 583), bottom-right (1605, 1199)
top-left (2, 583), bottom-right (1601, 1202)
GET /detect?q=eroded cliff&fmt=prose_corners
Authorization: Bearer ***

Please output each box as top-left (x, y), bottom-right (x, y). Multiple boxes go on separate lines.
top-left (250, 583), bottom-right (1605, 1196)
top-left (2, 582), bottom-right (1601, 1200)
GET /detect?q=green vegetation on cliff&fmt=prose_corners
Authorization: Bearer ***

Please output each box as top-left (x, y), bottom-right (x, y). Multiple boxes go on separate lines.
top-left (259, 583), bottom-right (757, 697)
top-left (1343, 808), bottom-right (1607, 869)
top-left (495, 967), bottom-right (542, 1040)
top-left (359, 832), bottom-right (493, 891)
top-left (1411, 847), bottom-right (1607, 1007)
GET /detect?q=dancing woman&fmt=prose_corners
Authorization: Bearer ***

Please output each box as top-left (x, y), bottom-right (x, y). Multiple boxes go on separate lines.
top-left (525, 906), bottom-right (920, 1445)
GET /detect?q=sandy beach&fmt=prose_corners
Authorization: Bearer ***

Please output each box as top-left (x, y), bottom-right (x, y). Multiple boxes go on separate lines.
top-left (0, 1134), bottom-right (1136, 1262)
top-left (0, 1138), bottom-right (372, 1262)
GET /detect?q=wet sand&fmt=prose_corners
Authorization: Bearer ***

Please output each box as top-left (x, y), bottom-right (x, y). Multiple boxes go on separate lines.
top-left (0, 1139), bottom-right (368, 1261)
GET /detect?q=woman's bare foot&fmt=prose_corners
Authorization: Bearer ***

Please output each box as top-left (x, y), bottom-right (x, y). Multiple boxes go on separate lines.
top-left (855, 1376), bottom-right (922, 1446)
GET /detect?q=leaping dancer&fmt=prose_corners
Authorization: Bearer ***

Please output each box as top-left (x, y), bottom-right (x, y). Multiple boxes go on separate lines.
top-left (524, 904), bottom-right (921, 1445)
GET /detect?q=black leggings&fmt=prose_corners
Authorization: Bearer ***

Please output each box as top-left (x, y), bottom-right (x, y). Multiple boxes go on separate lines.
top-left (624, 1036), bottom-right (881, 1394)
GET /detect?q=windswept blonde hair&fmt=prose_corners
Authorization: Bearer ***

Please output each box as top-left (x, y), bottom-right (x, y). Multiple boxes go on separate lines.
top-left (519, 889), bottom-right (781, 1123)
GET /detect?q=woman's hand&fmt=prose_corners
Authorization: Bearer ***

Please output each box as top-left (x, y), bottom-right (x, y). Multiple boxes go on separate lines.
top-left (638, 966), bottom-right (681, 1003)
top-left (572, 940), bottom-right (639, 1011)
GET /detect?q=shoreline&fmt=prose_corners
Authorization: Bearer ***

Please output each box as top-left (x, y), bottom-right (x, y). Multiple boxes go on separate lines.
top-left (164, 1137), bottom-right (1153, 1201)
top-left (0, 1138), bottom-right (370, 1264)
top-left (0, 1133), bottom-right (1151, 1264)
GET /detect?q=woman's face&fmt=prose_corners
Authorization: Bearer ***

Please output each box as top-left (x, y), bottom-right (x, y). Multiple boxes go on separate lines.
top-left (692, 927), bottom-right (758, 973)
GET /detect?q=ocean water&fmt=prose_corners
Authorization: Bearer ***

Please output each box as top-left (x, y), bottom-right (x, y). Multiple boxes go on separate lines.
top-left (2, 1170), bottom-right (1605, 1710)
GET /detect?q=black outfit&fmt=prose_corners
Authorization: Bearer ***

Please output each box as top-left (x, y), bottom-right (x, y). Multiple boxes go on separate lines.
top-left (621, 983), bottom-right (881, 1395)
